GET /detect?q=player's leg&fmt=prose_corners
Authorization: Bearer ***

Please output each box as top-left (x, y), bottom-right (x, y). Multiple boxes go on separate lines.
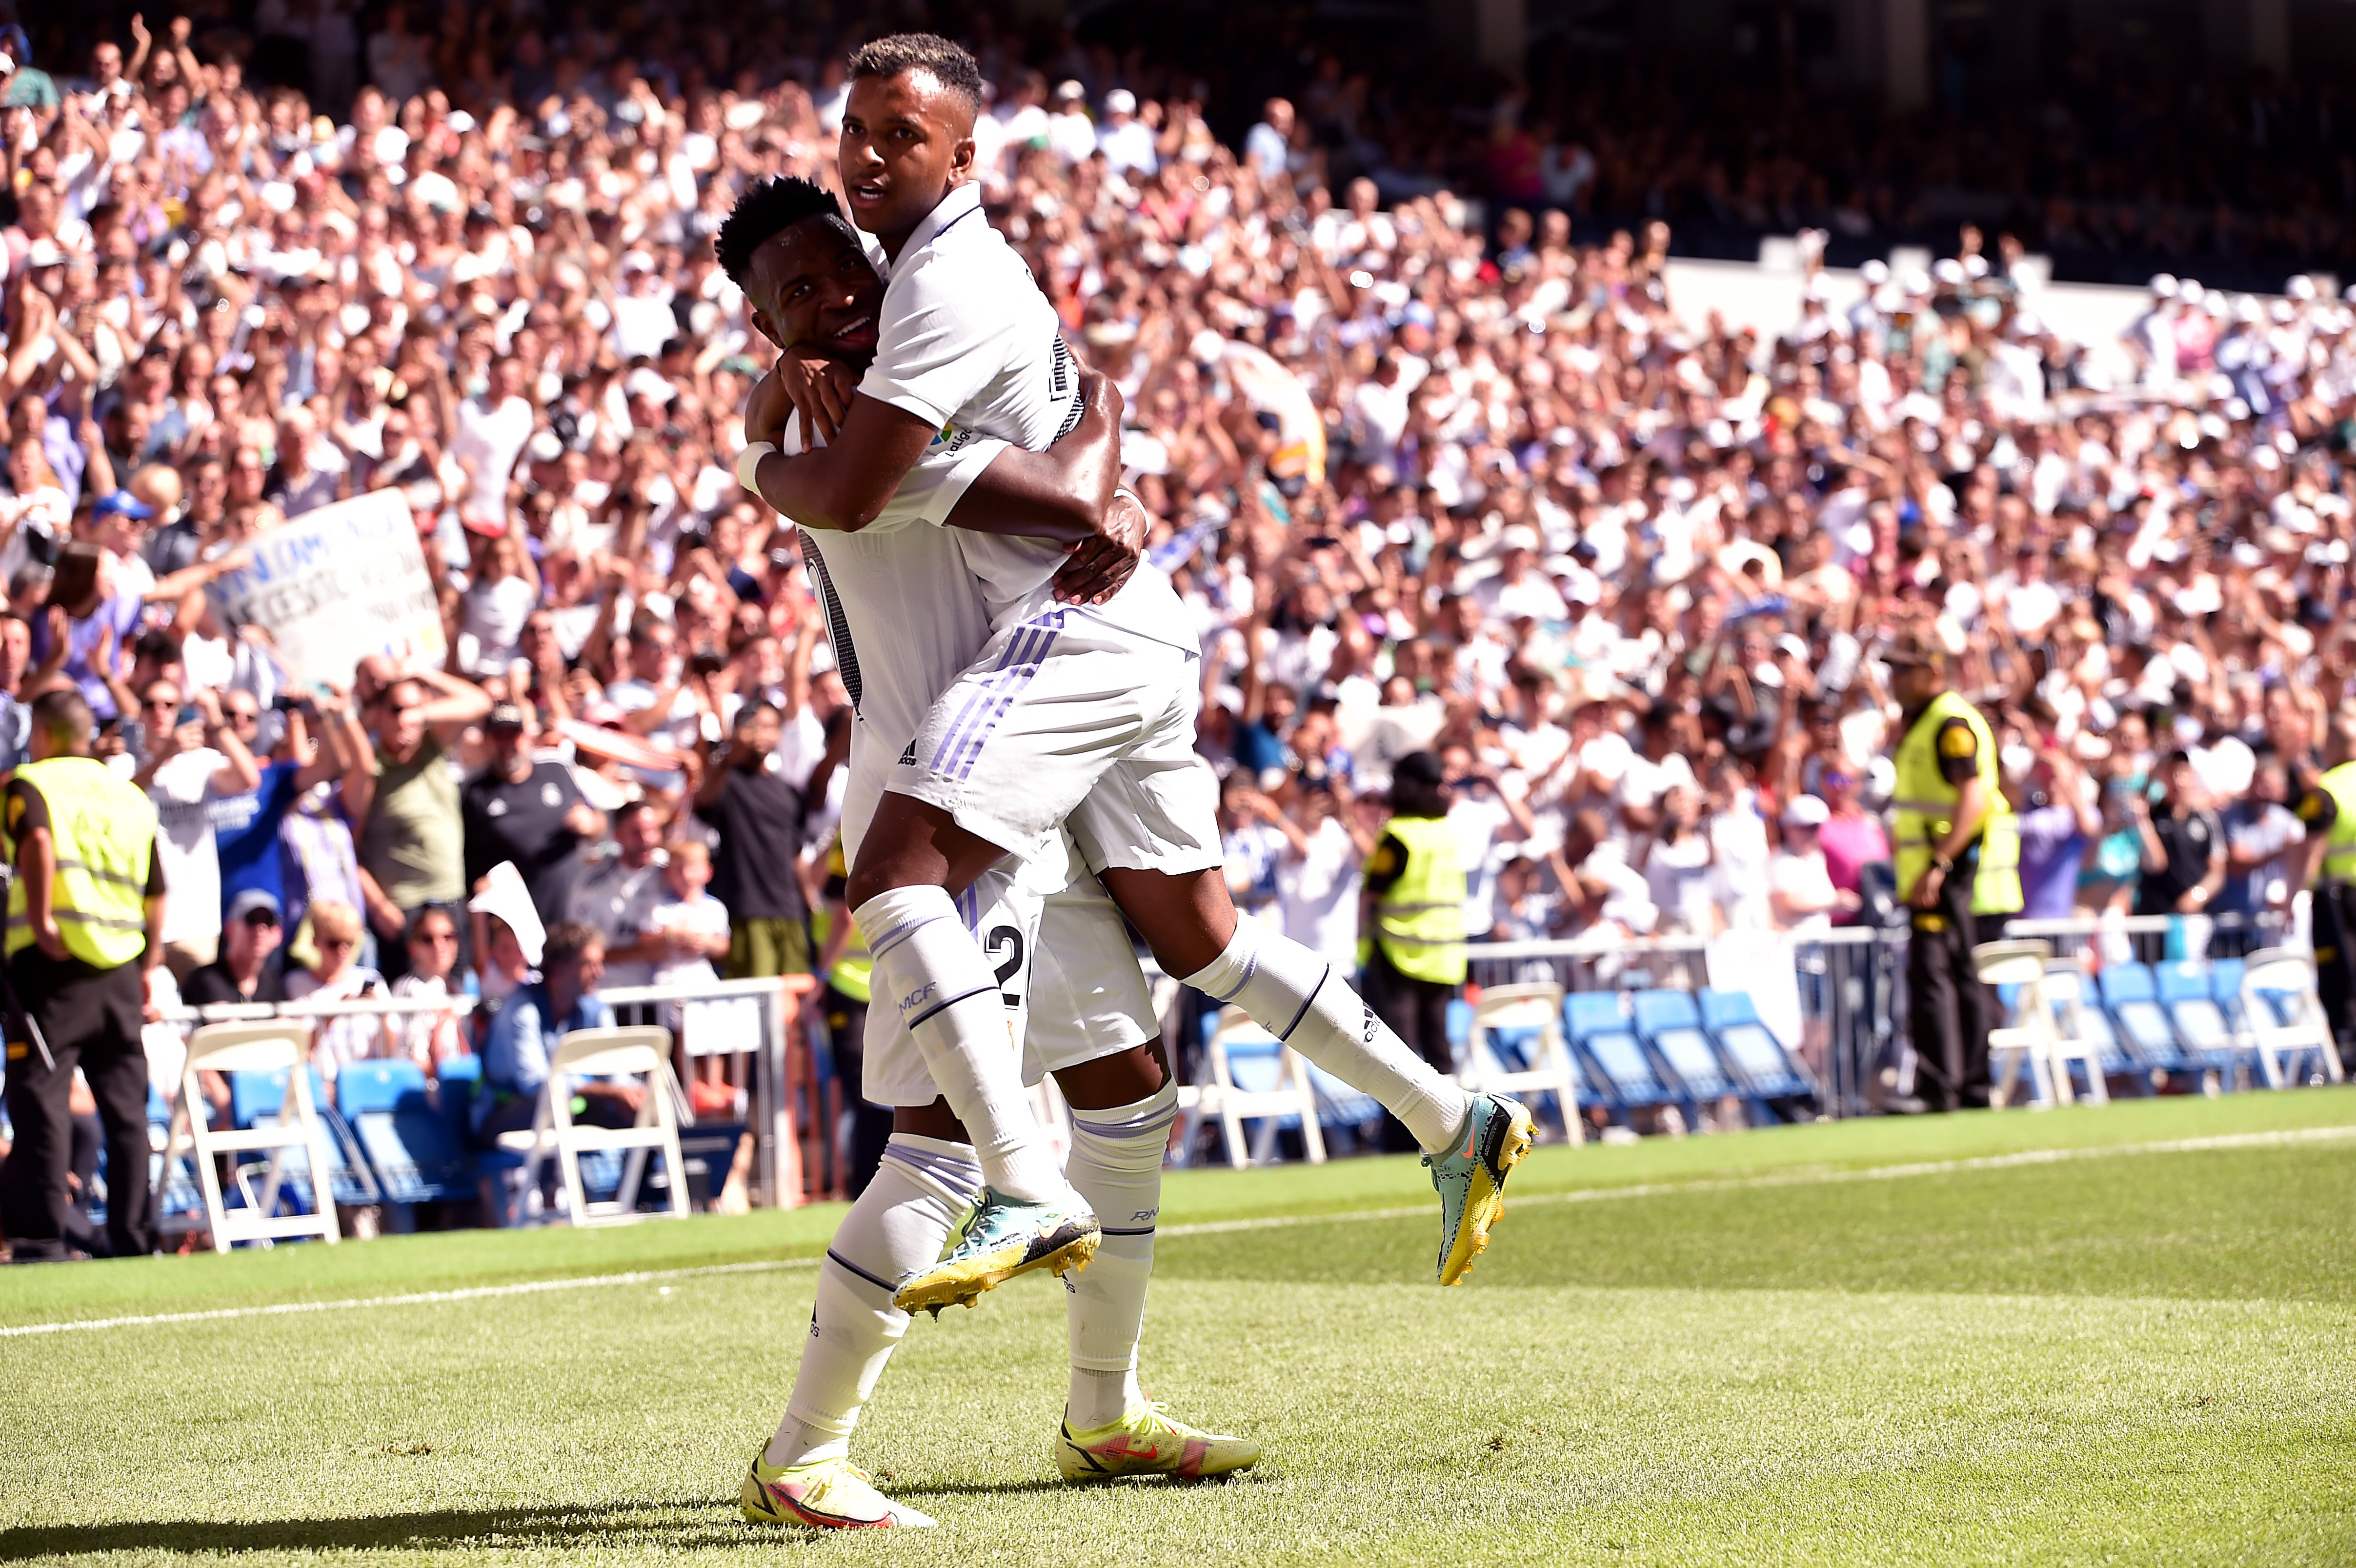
top-left (1027, 874), bottom-right (1258, 1481)
top-left (846, 794), bottom-right (1073, 1204)
top-left (743, 1103), bottom-right (977, 1530)
top-left (1071, 707), bottom-right (1531, 1285)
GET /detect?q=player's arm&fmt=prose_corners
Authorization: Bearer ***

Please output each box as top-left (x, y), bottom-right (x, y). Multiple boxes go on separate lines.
top-left (744, 391), bottom-right (939, 534)
top-left (937, 372), bottom-right (1123, 545)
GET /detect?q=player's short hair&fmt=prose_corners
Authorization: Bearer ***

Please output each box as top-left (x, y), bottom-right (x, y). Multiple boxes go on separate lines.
top-left (713, 176), bottom-right (845, 286)
top-left (847, 32), bottom-right (982, 118)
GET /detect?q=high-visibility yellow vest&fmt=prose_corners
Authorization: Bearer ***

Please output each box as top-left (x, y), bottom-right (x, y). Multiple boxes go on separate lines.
top-left (1891, 690), bottom-right (2021, 916)
top-left (4, 756), bottom-right (158, 967)
top-left (813, 905), bottom-right (871, 1003)
top-left (2313, 762), bottom-right (2356, 883)
top-left (1373, 814), bottom-right (1468, 985)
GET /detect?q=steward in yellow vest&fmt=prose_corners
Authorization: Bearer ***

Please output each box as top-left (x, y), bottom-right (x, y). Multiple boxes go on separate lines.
top-left (0, 689), bottom-right (167, 1260)
top-left (1360, 752), bottom-right (1467, 1097)
top-left (2293, 748), bottom-right (2356, 1045)
top-left (1884, 633), bottom-right (2017, 1113)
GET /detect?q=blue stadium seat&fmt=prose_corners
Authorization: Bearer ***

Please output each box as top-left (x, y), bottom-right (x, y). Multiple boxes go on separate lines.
top-left (1630, 989), bottom-right (1740, 1110)
top-left (226, 1065), bottom-right (379, 1214)
top-left (2096, 963), bottom-right (2197, 1077)
top-left (1563, 990), bottom-right (1681, 1124)
top-left (2155, 960), bottom-right (2251, 1088)
top-left (338, 1059), bottom-right (476, 1205)
top-left (1696, 989), bottom-right (1816, 1105)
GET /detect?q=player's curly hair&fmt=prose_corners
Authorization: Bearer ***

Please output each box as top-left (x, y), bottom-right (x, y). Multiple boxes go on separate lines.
top-left (846, 32), bottom-right (982, 116)
top-left (713, 176), bottom-right (845, 285)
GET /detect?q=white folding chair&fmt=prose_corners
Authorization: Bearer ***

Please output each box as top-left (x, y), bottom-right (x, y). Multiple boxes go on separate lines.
top-left (1462, 982), bottom-right (1582, 1143)
top-left (2037, 957), bottom-right (2111, 1106)
top-left (510, 1027), bottom-right (689, 1226)
top-left (1973, 940), bottom-right (2065, 1109)
top-left (152, 1023), bottom-right (339, 1251)
top-left (2240, 948), bottom-right (2345, 1089)
top-left (1206, 1007), bottom-right (1325, 1168)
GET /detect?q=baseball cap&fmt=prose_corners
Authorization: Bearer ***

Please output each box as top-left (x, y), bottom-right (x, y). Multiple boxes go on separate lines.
top-left (1782, 794), bottom-right (1831, 828)
top-left (92, 490), bottom-right (155, 521)
top-left (228, 888), bottom-right (283, 925)
top-left (1104, 88), bottom-right (1136, 114)
top-left (486, 703), bottom-right (528, 732)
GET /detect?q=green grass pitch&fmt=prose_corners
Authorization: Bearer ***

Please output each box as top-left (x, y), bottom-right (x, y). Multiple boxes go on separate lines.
top-left (4, 1089), bottom-right (2354, 1566)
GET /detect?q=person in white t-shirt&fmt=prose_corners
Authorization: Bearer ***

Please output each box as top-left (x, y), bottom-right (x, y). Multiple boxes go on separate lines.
top-left (449, 358), bottom-right (534, 528)
top-left (134, 677), bottom-right (259, 980)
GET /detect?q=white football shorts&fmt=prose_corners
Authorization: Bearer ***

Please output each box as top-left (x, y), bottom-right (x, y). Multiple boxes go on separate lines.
top-left (882, 604), bottom-right (1224, 878)
top-left (859, 825), bottom-right (1161, 1108)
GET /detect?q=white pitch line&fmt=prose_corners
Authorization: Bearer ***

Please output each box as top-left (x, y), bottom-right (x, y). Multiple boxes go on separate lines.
top-left (0, 1257), bottom-right (815, 1339)
top-left (6, 1124), bottom-right (2348, 1338)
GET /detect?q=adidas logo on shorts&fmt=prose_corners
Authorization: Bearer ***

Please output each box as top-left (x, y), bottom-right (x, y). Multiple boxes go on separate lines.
top-left (898, 740), bottom-right (917, 765)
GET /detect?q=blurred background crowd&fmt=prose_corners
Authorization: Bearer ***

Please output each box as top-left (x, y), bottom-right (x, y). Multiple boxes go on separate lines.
top-left (2, 0), bottom-right (2354, 1194)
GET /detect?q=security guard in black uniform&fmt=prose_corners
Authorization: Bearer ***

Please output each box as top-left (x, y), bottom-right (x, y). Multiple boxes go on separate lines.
top-left (0, 689), bottom-right (168, 1261)
top-left (1885, 633), bottom-right (2021, 1113)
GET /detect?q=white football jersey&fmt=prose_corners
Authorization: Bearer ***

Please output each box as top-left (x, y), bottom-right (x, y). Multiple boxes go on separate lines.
top-left (860, 182), bottom-right (1190, 645)
top-left (771, 410), bottom-right (1005, 857)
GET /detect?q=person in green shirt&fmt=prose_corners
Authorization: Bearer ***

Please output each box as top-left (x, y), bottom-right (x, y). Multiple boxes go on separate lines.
top-left (354, 667), bottom-right (490, 976)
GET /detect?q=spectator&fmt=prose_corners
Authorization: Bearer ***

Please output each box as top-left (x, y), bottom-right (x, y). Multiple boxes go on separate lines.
top-left (1273, 773), bottom-right (1374, 965)
top-left (473, 923), bottom-right (630, 1145)
top-left (1769, 795), bottom-right (1854, 932)
top-left (211, 687), bottom-right (373, 932)
top-left (284, 899), bottom-right (386, 1071)
top-left (688, 703), bottom-right (810, 981)
top-left (568, 797), bottom-right (670, 988)
top-left (1813, 766), bottom-right (1890, 915)
top-left (388, 907), bottom-right (468, 1074)
top-left (2011, 741), bottom-right (2103, 923)
top-left (2132, 751), bottom-right (2225, 920)
top-left (357, 669), bottom-right (491, 969)
top-left (2216, 752), bottom-right (2307, 942)
top-left (461, 703), bottom-right (604, 932)
top-left (182, 891), bottom-right (291, 1009)
top-left (134, 680), bottom-right (260, 982)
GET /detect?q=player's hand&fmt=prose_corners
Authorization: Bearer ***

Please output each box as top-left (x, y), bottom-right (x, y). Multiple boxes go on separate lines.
top-left (1053, 491), bottom-right (1149, 606)
top-left (772, 352), bottom-right (856, 444)
top-left (744, 369), bottom-right (793, 447)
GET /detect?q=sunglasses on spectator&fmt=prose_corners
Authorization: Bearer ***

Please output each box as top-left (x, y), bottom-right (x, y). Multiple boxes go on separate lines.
top-left (242, 910), bottom-right (281, 928)
top-left (318, 936), bottom-right (357, 952)
top-left (410, 927), bottom-right (459, 945)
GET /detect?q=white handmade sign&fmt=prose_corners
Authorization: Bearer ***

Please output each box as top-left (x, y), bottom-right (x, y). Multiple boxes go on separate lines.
top-left (207, 489), bottom-right (445, 690)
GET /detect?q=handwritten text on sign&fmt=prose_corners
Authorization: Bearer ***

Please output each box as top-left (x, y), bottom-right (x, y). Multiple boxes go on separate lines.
top-left (207, 490), bottom-right (445, 691)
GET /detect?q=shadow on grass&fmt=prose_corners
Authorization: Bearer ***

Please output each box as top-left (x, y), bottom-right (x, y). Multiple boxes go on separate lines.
top-left (0, 1501), bottom-right (764, 1556)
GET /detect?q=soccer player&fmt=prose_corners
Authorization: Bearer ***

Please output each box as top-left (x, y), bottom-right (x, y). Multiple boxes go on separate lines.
top-left (741, 33), bottom-right (1531, 1318)
top-left (715, 178), bottom-right (1257, 1528)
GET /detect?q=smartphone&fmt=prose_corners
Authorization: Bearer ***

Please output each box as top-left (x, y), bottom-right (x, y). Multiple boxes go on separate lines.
top-left (175, 704), bottom-right (199, 728)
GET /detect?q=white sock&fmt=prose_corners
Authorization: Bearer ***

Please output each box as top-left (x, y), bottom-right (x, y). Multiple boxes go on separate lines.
top-left (856, 886), bottom-right (1070, 1202)
top-left (1185, 922), bottom-right (1473, 1154)
top-left (765, 1134), bottom-right (981, 1468)
top-left (1062, 1081), bottom-right (1176, 1428)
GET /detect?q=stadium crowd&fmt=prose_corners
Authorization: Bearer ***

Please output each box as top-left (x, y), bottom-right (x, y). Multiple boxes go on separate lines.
top-left (3, 8), bottom-right (2356, 1221)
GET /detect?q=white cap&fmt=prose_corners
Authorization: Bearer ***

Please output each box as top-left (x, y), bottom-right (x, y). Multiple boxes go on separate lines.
top-left (1104, 88), bottom-right (1136, 114)
top-left (2150, 273), bottom-right (2179, 298)
top-left (1860, 259), bottom-right (1890, 285)
top-left (1783, 794), bottom-right (1830, 828)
